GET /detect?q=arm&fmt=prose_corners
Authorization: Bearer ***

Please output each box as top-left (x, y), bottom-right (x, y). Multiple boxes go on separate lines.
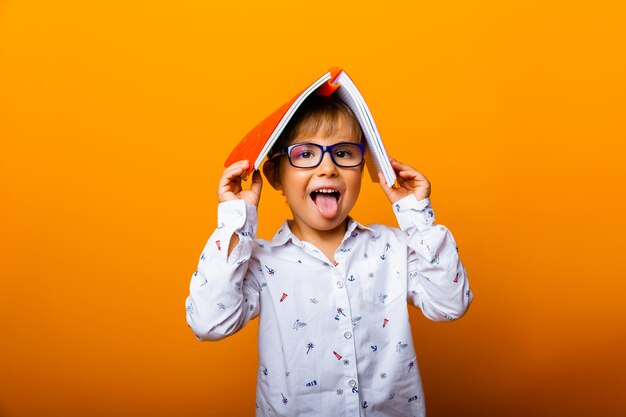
top-left (185, 161), bottom-right (264, 340)
top-left (379, 158), bottom-right (473, 321)
top-left (185, 200), bottom-right (262, 340)
top-left (394, 195), bottom-right (472, 320)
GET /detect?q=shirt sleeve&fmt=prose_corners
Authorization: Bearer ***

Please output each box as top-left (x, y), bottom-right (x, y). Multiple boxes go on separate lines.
top-left (185, 199), bottom-right (262, 340)
top-left (393, 194), bottom-right (473, 321)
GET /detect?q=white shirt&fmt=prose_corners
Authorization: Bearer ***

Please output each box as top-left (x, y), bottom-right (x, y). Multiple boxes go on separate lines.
top-left (186, 194), bottom-right (472, 417)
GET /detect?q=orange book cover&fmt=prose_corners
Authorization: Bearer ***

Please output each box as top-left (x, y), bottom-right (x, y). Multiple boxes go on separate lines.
top-left (225, 67), bottom-right (395, 187)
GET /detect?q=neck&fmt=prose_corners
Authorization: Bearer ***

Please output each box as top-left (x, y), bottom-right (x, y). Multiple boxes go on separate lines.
top-left (289, 218), bottom-right (348, 263)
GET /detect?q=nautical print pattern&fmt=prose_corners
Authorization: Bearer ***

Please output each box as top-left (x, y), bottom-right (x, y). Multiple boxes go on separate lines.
top-left (186, 194), bottom-right (472, 417)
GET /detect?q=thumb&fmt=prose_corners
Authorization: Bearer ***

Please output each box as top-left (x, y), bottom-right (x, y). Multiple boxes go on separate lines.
top-left (378, 171), bottom-right (394, 200)
top-left (250, 169), bottom-right (263, 196)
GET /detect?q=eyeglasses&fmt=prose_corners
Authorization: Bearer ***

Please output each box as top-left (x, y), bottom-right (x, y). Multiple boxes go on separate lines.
top-left (278, 142), bottom-right (366, 169)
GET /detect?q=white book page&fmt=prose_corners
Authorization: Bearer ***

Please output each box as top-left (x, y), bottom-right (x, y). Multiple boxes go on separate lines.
top-left (333, 72), bottom-right (396, 187)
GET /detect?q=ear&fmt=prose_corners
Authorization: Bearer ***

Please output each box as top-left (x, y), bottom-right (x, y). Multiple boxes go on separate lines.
top-left (262, 158), bottom-right (282, 191)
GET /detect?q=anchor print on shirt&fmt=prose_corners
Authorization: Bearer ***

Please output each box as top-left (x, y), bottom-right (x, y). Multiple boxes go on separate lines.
top-left (306, 342), bottom-right (315, 354)
top-left (281, 393), bottom-right (288, 405)
top-left (335, 307), bottom-right (346, 320)
top-left (264, 265), bottom-right (275, 276)
top-left (380, 243), bottom-right (391, 260)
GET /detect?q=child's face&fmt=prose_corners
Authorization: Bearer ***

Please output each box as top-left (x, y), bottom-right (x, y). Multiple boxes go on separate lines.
top-left (275, 117), bottom-right (363, 237)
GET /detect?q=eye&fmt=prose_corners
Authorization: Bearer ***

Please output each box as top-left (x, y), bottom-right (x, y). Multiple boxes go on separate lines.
top-left (290, 144), bottom-right (319, 160)
top-left (334, 149), bottom-right (353, 159)
top-left (334, 144), bottom-right (360, 160)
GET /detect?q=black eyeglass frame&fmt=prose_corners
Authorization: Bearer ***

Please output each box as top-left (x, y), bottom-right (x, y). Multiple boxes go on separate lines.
top-left (275, 142), bottom-right (366, 169)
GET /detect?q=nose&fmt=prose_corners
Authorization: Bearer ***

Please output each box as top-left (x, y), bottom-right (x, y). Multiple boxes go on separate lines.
top-left (315, 150), bottom-right (338, 176)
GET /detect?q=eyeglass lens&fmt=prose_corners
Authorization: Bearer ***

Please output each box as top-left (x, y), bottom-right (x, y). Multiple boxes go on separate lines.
top-left (288, 143), bottom-right (363, 168)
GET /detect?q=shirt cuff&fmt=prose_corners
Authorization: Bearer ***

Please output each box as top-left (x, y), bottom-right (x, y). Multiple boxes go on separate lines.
top-left (393, 194), bottom-right (435, 232)
top-left (217, 199), bottom-right (258, 237)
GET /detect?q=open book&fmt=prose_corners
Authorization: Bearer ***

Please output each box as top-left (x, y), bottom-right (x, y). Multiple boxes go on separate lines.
top-left (225, 67), bottom-right (396, 187)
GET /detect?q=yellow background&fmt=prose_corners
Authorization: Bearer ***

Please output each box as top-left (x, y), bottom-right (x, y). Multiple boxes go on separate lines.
top-left (2, 1), bottom-right (625, 416)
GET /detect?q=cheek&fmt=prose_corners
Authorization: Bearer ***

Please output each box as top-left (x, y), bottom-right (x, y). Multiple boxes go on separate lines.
top-left (345, 172), bottom-right (363, 200)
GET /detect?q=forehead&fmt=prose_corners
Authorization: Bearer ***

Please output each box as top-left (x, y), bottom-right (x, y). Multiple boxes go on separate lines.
top-left (288, 112), bottom-right (361, 145)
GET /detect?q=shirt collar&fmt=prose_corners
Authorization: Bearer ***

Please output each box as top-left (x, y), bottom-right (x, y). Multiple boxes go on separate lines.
top-left (269, 217), bottom-right (373, 247)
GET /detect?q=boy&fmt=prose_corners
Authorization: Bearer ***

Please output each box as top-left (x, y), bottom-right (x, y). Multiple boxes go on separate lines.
top-left (186, 95), bottom-right (472, 416)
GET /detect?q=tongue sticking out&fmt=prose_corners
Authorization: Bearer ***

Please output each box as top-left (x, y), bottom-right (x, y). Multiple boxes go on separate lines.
top-left (313, 193), bottom-right (339, 219)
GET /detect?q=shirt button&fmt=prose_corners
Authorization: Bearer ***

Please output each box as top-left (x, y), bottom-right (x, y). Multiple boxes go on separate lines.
top-left (344, 331), bottom-right (352, 339)
top-left (348, 379), bottom-right (357, 387)
top-left (336, 281), bottom-right (344, 288)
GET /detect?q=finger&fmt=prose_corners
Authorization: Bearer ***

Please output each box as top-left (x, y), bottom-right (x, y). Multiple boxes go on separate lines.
top-left (221, 161), bottom-right (249, 184)
top-left (225, 160), bottom-right (250, 170)
top-left (395, 165), bottom-right (428, 181)
top-left (390, 159), bottom-right (417, 173)
top-left (219, 171), bottom-right (241, 190)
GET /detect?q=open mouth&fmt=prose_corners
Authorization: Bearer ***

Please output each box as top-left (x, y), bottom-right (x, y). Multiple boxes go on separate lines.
top-left (310, 188), bottom-right (341, 202)
top-left (310, 188), bottom-right (341, 219)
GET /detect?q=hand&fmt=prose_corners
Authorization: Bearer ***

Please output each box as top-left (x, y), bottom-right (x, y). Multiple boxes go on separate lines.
top-left (378, 158), bottom-right (431, 204)
top-left (217, 160), bottom-right (263, 207)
